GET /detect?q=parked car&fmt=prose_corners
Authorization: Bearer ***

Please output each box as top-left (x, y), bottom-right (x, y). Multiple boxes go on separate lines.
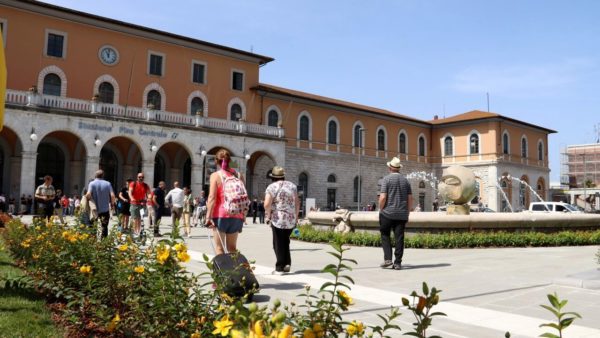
top-left (528, 202), bottom-right (583, 213)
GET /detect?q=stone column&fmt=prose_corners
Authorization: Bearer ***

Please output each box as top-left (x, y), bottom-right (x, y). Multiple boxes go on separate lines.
top-left (191, 163), bottom-right (204, 195)
top-left (141, 160), bottom-right (155, 188)
top-left (10, 156), bottom-right (22, 201)
top-left (84, 156), bottom-right (100, 188)
top-left (19, 151), bottom-right (37, 198)
top-left (122, 164), bottom-right (134, 183)
top-left (69, 160), bottom-right (83, 195)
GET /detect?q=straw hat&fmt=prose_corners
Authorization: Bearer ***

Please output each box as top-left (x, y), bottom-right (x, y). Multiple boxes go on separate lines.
top-left (386, 157), bottom-right (403, 169)
top-left (268, 166), bottom-right (286, 178)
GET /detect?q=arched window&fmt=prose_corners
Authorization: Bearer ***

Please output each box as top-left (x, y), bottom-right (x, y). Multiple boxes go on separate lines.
top-left (299, 116), bottom-right (310, 141)
top-left (521, 137), bottom-right (528, 158)
top-left (399, 133), bottom-right (407, 154)
top-left (419, 181), bottom-right (426, 189)
top-left (230, 103), bottom-right (242, 121)
top-left (377, 129), bottom-right (385, 151)
top-left (418, 136), bottom-right (425, 156)
top-left (147, 90), bottom-right (161, 109)
top-left (444, 136), bottom-right (453, 156)
top-left (328, 120), bottom-right (338, 145)
top-left (472, 181), bottom-right (480, 204)
top-left (43, 73), bottom-right (61, 96)
top-left (538, 141), bottom-right (543, 161)
top-left (327, 174), bottom-right (336, 183)
top-left (98, 82), bottom-right (114, 104)
top-left (353, 176), bottom-right (362, 202)
top-left (470, 133), bottom-right (479, 154)
top-left (268, 110), bottom-right (279, 127)
top-left (503, 132), bottom-right (509, 154)
top-left (298, 172), bottom-right (308, 197)
top-left (353, 125), bottom-right (363, 147)
top-left (190, 97), bottom-right (204, 116)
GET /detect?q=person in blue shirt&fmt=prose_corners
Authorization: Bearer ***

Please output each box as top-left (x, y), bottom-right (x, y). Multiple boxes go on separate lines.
top-left (86, 170), bottom-right (116, 239)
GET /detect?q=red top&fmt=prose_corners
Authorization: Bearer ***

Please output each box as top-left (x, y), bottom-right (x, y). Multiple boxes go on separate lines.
top-left (129, 181), bottom-right (150, 205)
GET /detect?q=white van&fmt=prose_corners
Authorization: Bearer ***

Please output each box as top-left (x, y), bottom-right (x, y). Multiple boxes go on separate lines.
top-left (528, 202), bottom-right (583, 213)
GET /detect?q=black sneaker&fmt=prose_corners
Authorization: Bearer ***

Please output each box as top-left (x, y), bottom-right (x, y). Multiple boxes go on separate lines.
top-left (393, 264), bottom-right (402, 270)
top-left (154, 232), bottom-right (163, 237)
top-left (380, 260), bottom-right (393, 268)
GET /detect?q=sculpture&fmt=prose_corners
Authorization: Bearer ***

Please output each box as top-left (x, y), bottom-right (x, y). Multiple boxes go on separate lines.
top-left (438, 165), bottom-right (477, 215)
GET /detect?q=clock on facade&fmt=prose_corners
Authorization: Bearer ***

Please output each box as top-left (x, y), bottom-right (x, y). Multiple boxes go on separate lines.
top-left (98, 46), bottom-right (119, 65)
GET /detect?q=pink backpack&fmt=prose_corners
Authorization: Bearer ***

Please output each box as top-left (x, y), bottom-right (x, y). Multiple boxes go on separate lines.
top-left (219, 170), bottom-right (250, 216)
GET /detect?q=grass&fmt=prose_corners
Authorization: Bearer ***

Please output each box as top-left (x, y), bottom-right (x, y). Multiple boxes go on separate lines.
top-left (0, 238), bottom-right (63, 338)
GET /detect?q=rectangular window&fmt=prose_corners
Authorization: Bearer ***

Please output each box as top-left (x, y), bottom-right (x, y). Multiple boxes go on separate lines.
top-left (232, 71), bottom-right (244, 91)
top-left (149, 53), bottom-right (163, 76)
top-left (192, 62), bottom-right (205, 84)
top-left (46, 32), bottom-right (64, 58)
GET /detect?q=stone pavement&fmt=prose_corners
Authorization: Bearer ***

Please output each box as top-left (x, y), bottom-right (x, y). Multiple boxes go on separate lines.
top-left (18, 215), bottom-right (600, 337)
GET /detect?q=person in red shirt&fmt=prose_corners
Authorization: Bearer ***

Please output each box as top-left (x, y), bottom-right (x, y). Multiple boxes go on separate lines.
top-left (128, 172), bottom-right (151, 237)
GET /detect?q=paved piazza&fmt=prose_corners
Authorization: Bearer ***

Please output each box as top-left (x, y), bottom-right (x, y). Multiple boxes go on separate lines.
top-left (21, 215), bottom-right (600, 337)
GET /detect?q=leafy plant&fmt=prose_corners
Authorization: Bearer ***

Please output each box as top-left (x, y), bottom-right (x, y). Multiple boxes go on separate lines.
top-left (539, 293), bottom-right (581, 338)
top-left (401, 282), bottom-right (446, 338)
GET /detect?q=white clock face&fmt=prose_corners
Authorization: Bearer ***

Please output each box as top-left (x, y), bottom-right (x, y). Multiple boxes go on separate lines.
top-left (99, 46), bottom-right (118, 65)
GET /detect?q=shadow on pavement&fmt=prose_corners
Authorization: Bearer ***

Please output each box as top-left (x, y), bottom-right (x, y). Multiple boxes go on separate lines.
top-left (260, 282), bottom-right (306, 291)
top-left (401, 263), bottom-right (451, 270)
top-left (252, 294), bottom-right (272, 303)
top-left (290, 248), bottom-right (322, 252)
top-left (290, 269), bottom-right (322, 275)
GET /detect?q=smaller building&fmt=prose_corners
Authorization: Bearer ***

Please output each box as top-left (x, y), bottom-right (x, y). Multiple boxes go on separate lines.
top-left (560, 143), bottom-right (600, 211)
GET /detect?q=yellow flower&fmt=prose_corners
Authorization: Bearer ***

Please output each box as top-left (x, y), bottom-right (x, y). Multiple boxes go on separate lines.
top-left (128, 274), bottom-right (134, 281)
top-left (177, 250), bottom-right (191, 263)
top-left (174, 242), bottom-right (187, 252)
top-left (191, 332), bottom-right (201, 338)
top-left (107, 313), bottom-right (120, 332)
top-left (303, 328), bottom-right (315, 338)
top-left (118, 244), bottom-right (128, 252)
top-left (220, 293), bottom-right (234, 303)
top-left (156, 245), bottom-right (170, 264)
top-left (79, 265), bottom-right (92, 274)
top-left (346, 321), bottom-right (364, 336)
top-left (312, 323), bottom-right (324, 337)
top-left (20, 241), bottom-right (31, 248)
top-left (253, 320), bottom-right (265, 337)
top-left (278, 325), bottom-right (293, 338)
top-left (230, 330), bottom-right (245, 338)
top-left (62, 231), bottom-right (70, 239)
top-left (134, 265), bottom-right (145, 274)
top-left (212, 315), bottom-right (233, 336)
top-left (337, 290), bottom-right (354, 306)
top-left (78, 233), bottom-right (90, 241)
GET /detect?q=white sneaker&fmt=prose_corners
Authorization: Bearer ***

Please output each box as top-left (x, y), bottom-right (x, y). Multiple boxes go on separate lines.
top-left (283, 265), bottom-right (291, 273)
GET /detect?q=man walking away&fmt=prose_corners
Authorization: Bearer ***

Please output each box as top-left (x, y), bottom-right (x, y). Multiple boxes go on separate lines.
top-left (378, 157), bottom-right (412, 270)
top-left (258, 199), bottom-right (265, 224)
top-left (152, 181), bottom-right (166, 237)
top-left (86, 170), bottom-right (116, 239)
top-left (251, 198), bottom-right (258, 223)
top-left (165, 181), bottom-right (184, 233)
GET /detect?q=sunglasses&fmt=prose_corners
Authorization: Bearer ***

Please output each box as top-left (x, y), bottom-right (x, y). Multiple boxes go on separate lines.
top-left (138, 176), bottom-right (144, 179)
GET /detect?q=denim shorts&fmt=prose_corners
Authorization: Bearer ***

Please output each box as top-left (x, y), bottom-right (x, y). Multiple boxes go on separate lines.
top-left (213, 218), bottom-right (243, 234)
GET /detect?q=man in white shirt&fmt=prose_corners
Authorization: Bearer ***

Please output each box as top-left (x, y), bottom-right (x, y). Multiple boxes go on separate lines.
top-left (165, 181), bottom-right (184, 231)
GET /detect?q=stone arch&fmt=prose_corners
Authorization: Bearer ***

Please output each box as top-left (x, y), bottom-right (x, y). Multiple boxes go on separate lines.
top-left (227, 97), bottom-right (246, 121)
top-left (93, 74), bottom-right (120, 104)
top-left (326, 115), bottom-right (340, 145)
top-left (519, 175), bottom-right (530, 209)
top-left (37, 65), bottom-right (67, 97)
top-left (142, 82), bottom-right (166, 110)
top-left (536, 176), bottom-right (546, 200)
top-left (297, 110), bottom-right (312, 141)
top-left (187, 90), bottom-right (209, 116)
top-left (265, 104), bottom-right (282, 127)
top-left (398, 129), bottom-right (408, 154)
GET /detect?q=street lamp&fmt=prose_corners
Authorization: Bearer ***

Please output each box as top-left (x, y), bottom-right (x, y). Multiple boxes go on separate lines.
top-left (357, 128), bottom-right (366, 211)
top-left (581, 153), bottom-right (587, 212)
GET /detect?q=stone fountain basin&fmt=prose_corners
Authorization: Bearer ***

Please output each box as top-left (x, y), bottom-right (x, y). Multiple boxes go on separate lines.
top-left (307, 211), bottom-right (600, 232)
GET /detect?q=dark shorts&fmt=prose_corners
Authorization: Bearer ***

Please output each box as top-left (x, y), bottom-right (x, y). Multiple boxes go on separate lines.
top-left (119, 203), bottom-right (131, 216)
top-left (213, 218), bottom-right (243, 234)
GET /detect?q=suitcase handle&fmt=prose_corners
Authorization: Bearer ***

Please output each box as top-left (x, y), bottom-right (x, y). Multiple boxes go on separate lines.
top-left (207, 227), bottom-right (228, 255)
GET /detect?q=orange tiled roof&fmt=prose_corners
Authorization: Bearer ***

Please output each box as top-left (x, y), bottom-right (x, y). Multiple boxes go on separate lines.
top-left (429, 110), bottom-right (500, 124)
top-left (254, 84), bottom-right (427, 124)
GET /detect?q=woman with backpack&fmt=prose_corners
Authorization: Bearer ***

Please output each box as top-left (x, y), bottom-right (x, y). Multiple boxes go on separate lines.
top-left (205, 149), bottom-right (249, 255)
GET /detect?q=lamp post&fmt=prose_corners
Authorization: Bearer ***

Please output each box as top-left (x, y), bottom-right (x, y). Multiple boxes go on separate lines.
top-left (582, 153), bottom-right (587, 211)
top-left (357, 128), bottom-right (366, 211)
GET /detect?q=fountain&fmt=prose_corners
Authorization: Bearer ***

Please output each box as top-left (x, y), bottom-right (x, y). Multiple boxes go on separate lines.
top-left (308, 166), bottom-right (600, 232)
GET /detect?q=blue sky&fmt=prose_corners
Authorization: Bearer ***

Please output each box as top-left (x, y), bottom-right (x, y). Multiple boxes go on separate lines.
top-left (40, 0), bottom-right (600, 183)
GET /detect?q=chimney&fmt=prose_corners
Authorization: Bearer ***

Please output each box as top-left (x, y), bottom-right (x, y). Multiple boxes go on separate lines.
top-left (433, 115), bottom-right (439, 120)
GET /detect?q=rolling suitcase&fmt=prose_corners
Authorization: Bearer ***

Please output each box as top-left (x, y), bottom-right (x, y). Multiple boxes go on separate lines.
top-left (209, 231), bottom-right (260, 301)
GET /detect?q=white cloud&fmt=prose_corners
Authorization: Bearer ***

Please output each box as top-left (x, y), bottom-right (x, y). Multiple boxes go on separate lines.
top-left (451, 58), bottom-right (595, 97)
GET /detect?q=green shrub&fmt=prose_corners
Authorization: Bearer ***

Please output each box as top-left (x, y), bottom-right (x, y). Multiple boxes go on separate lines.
top-left (296, 225), bottom-right (600, 249)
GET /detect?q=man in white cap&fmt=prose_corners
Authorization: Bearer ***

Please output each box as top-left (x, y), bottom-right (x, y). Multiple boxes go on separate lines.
top-left (378, 157), bottom-right (412, 270)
